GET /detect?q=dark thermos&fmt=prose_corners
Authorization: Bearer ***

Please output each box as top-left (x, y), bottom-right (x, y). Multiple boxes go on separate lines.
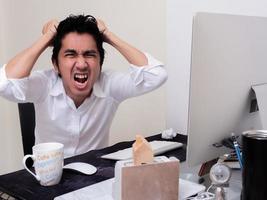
top-left (242, 130), bottom-right (267, 200)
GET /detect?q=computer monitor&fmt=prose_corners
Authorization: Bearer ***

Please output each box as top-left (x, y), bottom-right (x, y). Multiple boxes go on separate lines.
top-left (187, 12), bottom-right (267, 167)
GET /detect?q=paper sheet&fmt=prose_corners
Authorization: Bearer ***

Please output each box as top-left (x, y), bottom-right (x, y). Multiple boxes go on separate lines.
top-left (54, 178), bottom-right (114, 200)
top-left (252, 84), bottom-right (267, 128)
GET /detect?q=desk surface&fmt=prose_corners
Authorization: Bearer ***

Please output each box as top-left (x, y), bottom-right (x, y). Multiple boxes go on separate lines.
top-left (0, 134), bottom-right (187, 200)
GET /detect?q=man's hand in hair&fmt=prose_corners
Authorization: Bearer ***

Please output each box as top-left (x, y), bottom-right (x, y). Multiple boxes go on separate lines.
top-left (42, 19), bottom-right (59, 46)
top-left (96, 19), bottom-right (111, 43)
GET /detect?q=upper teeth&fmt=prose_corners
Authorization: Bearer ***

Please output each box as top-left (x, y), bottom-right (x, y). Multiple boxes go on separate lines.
top-left (75, 74), bottom-right (88, 79)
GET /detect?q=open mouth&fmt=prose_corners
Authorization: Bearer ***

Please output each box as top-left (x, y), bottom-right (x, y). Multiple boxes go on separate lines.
top-left (74, 73), bottom-right (88, 84)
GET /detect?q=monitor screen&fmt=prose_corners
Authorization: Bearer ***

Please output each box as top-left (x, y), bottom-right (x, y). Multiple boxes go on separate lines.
top-left (187, 12), bottom-right (267, 167)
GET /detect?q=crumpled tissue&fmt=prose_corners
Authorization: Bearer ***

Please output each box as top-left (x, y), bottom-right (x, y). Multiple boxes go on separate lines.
top-left (161, 128), bottom-right (177, 139)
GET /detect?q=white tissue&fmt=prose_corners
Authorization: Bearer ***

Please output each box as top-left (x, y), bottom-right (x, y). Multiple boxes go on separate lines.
top-left (161, 128), bottom-right (177, 139)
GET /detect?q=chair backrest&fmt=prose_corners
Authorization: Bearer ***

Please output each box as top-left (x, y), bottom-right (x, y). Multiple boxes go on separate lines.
top-left (18, 103), bottom-right (35, 155)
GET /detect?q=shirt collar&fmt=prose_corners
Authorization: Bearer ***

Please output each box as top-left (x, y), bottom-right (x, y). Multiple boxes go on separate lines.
top-left (49, 77), bottom-right (65, 97)
top-left (92, 78), bottom-right (106, 98)
top-left (49, 76), bottom-right (106, 98)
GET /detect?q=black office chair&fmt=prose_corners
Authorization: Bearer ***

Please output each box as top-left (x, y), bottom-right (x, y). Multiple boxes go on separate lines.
top-left (18, 103), bottom-right (36, 156)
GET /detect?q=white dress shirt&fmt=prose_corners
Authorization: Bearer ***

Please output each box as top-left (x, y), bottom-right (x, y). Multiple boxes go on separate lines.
top-left (0, 53), bottom-right (167, 158)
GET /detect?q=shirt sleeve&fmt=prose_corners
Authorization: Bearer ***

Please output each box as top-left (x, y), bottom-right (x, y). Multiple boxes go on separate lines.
top-left (105, 53), bottom-right (168, 102)
top-left (0, 65), bottom-right (49, 103)
top-left (0, 65), bottom-right (9, 91)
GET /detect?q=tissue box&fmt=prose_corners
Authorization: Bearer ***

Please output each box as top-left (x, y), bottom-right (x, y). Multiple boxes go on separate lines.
top-left (113, 156), bottom-right (179, 200)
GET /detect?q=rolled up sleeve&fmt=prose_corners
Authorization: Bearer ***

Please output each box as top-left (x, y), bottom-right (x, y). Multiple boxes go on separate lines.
top-left (0, 65), bottom-right (9, 91)
top-left (130, 53), bottom-right (167, 87)
top-left (107, 53), bottom-right (168, 102)
top-left (0, 65), bottom-right (30, 102)
top-left (0, 65), bottom-right (49, 103)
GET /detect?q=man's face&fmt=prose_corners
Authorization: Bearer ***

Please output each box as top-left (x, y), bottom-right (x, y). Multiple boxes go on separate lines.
top-left (53, 32), bottom-right (101, 106)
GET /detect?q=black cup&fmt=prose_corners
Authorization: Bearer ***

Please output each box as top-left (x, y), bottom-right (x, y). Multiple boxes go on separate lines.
top-left (242, 130), bottom-right (267, 200)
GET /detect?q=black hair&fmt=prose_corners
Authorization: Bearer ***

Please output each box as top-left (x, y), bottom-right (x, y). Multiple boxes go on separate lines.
top-left (52, 14), bottom-right (105, 67)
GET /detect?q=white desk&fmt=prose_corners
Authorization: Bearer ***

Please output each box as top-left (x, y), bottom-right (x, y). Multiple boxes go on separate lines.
top-left (55, 163), bottom-right (241, 200)
top-left (227, 170), bottom-right (242, 200)
top-left (54, 178), bottom-right (205, 200)
top-left (180, 161), bottom-right (242, 200)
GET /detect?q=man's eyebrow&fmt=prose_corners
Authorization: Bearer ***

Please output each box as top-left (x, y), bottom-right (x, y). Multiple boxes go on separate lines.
top-left (64, 49), bottom-right (77, 54)
top-left (63, 49), bottom-right (98, 54)
top-left (83, 50), bottom-right (98, 54)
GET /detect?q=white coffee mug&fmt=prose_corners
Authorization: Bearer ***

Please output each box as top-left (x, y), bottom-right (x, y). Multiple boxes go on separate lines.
top-left (22, 142), bottom-right (64, 186)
